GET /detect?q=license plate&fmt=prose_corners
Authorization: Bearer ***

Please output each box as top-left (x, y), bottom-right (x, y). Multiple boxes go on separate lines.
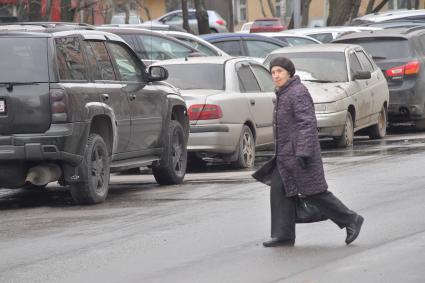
top-left (0, 100), bottom-right (5, 113)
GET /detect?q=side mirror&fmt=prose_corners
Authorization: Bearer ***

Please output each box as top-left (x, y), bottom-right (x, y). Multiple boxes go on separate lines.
top-left (148, 66), bottom-right (168, 82)
top-left (353, 70), bottom-right (371, 80)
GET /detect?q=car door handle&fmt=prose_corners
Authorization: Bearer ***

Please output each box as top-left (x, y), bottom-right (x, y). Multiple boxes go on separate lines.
top-left (250, 99), bottom-right (255, 106)
top-left (101, 93), bottom-right (109, 101)
top-left (129, 94), bottom-right (136, 101)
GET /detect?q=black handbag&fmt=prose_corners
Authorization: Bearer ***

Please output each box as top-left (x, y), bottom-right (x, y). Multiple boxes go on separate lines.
top-left (252, 157), bottom-right (328, 224)
top-left (295, 195), bottom-right (328, 223)
top-left (251, 157), bottom-right (276, 186)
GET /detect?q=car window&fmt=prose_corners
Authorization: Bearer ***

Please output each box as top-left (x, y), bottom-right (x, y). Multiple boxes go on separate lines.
top-left (308, 33), bottom-right (333, 43)
top-left (85, 41), bottom-right (116, 81)
top-left (118, 34), bottom-right (147, 60)
top-left (285, 37), bottom-right (318, 45)
top-left (107, 42), bottom-right (143, 82)
top-left (265, 52), bottom-right (348, 82)
top-left (237, 63), bottom-right (261, 92)
top-left (165, 12), bottom-right (182, 22)
top-left (250, 64), bottom-right (274, 92)
top-left (349, 52), bottom-right (363, 76)
top-left (55, 37), bottom-right (88, 81)
top-left (163, 63), bottom-right (224, 90)
top-left (337, 38), bottom-right (411, 60)
top-left (213, 40), bottom-right (243, 56)
top-left (138, 35), bottom-right (192, 60)
top-left (178, 37), bottom-right (218, 56)
top-left (245, 40), bottom-right (282, 58)
top-left (0, 37), bottom-right (49, 83)
top-left (356, 51), bottom-right (374, 73)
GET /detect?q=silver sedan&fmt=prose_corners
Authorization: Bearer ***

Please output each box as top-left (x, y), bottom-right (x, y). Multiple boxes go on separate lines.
top-left (154, 57), bottom-right (275, 168)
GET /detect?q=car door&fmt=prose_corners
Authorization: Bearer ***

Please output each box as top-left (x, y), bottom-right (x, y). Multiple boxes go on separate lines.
top-left (235, 61), bottom-right (270, 145)
top-left (347, 50), bottom-right (373, 127)
top-left (356, 49), bottom-right (387, 119)
top-left (83, 40), bottom-right (131, 155)
top-left (107, 41), bottom-right (164, 154)
top-left (249, 63), bottom-right (275, 146)
top-left (243, 39), bottom-right (284, 58)
top-left (212, 39), bottom-right (244, 57)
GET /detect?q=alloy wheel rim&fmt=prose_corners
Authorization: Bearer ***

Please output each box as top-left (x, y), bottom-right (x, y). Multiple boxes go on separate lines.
top-left (91, 144), bottom-right (106, 194)
top-left (172, 130), bottom-right (184, 176)
top-left (242, 132), bottom-right (254, 166)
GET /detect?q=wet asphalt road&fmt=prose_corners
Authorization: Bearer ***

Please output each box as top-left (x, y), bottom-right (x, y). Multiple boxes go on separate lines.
top-left (1, 128), bottom-right (425, 283)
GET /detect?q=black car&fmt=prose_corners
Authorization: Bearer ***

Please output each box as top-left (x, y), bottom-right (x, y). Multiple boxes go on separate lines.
top-left (0, 26), bottom-right (189, 204)
top-left (97, 27), bottom-right (202, 66)
top-left (334, 27), bottom-right (425, 127)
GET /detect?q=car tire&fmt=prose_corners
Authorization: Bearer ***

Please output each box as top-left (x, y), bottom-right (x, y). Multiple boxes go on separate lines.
top-left (70, 133), bottom-right (110, 205)
top-left (232, 125), bottom-right (255, 168)
top-left (368, 105), bottom-right (387, 139)
top-left (152, 120), bottom-right (187, 185)
top-left (335, 112), bottom-right (354, 148)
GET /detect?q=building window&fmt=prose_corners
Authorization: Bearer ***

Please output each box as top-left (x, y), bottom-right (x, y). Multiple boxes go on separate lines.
top-left (237, 0), bottom-right (247, 22)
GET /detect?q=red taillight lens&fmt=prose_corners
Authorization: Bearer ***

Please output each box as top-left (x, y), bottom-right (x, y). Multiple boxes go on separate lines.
top-left (188, 104), bottom-right (223, 121)
top-left (50, 89), bottom-right (68, 122)
top-left (405, 60), bottom-right (420, 75)
top-left (216, 19), bottom-right (225, 25)
top-left (385, 61), bottom-right (420, 77)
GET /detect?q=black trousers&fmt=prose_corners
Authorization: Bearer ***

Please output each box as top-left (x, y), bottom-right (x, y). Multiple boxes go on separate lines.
top-left (270, 167), bottom-right (358, 239)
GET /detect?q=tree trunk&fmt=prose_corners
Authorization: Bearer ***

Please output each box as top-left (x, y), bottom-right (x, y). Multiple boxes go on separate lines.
top-left (371, 0), bottom-right (390, 13)
top-left (124, 4), bottom-right (130, 24)
top-left (301, 0), bottom-right (312, 27)
top-left (415, 0), bottom-right (420, 9)
top-left (182, 0), bottom-right (192, 33)
top-left (61, 0), bottom-right (76, 22)
top-left (194, 0), bottom-right (210, 34)
top-left (327, 0), bottom-right (360, 26)
top-left (266, 0), bottom-right (276, 16)
top-left (366, 0), bottom-right (375, 14)
top-left (28, 0), bottom-right (42, 21)
top-left (259, 0), bottom-right (267, 17)
top-left (228, 0), bottom-right (234, 32)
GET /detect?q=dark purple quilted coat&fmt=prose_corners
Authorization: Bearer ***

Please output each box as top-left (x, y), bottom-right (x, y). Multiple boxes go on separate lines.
top-left (274, 75), bottom-right (328, 197)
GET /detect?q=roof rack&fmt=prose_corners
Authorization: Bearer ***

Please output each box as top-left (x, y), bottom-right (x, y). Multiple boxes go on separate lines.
top-left (0, 22), bottom-right (95, 31)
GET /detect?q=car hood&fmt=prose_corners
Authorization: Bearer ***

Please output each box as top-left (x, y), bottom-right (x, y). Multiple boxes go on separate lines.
top-left (302, 81), bottom-right (349, 103)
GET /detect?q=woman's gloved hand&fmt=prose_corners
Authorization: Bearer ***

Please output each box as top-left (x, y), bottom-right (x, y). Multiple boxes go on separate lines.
top-left (297, 156), bottom-right (310, 169)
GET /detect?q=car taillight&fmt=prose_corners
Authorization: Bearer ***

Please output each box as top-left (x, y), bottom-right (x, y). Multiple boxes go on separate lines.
top-left (50, 89), bottom-right (68, 122)
top-left (216, 19), bottom-right (225, 26)
top-left (188, 104), bottom-right (223, 120)
top-left (385, 61), bottom-right (420, 78)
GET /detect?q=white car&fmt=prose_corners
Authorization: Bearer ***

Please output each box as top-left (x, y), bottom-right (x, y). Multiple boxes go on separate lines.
top-left (283, 26), bottom-right (381, 43)
top-left (351, 9), bottom-right (425, 25)
top-left (153, 57), bottom-right (275, 168)
top-left (256, 32), bottom-right (321, 45)
top-left (238, 21), bottom-right (253, 33)
top-left (160, 30), bottom-right (229, 56)
top-left (264, 44), bottom-right (389, 147)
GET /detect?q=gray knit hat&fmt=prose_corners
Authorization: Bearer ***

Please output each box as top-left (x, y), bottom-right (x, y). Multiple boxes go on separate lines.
top-left (269, 56), bottom-right (295, 77)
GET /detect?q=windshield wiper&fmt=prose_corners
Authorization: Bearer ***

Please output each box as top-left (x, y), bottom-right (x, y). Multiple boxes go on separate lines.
top-left (372, 55), bottom-right (387, 60)
top-left (303, 79), bottom-right (339, 83)
top-left (0, 82), bottom-right (40, 91)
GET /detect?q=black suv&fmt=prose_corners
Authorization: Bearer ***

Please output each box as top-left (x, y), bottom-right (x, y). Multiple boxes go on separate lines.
top-left (0, 27), bottom-right (189, 204)
top-left (334, 27), bottom-right (425, 127)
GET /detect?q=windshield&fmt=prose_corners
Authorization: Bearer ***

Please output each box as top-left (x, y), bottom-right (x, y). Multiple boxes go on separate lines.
top-left (163, 63), bottom-right (224, 90)
top-left (337, 38), bottom-right (411, 60)
top-left (266, 52), bottom-right (348, 82)
top-left (0, 37), bottom-right (49, 83)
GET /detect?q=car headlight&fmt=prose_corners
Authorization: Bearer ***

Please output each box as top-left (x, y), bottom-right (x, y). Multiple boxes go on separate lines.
top-left (314, 102), bottom-right (338, 113)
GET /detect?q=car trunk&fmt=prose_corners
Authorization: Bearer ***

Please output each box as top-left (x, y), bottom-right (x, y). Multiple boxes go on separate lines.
top-left (0, 37), bottom-right (51, 134)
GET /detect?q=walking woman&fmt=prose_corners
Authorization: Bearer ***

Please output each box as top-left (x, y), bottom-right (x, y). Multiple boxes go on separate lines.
top-left (262, 57), bottom-right (364, 247)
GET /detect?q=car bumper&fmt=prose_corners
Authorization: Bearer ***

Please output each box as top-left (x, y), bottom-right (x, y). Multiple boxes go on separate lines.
top-left (316, 110), bottom-right (347, 137)
top-left (188, 123), bottom-right (242, 153)
top-left (0, 122), bottom-right (88, 166)
top-left (388, 88), bottom-right (424, 121)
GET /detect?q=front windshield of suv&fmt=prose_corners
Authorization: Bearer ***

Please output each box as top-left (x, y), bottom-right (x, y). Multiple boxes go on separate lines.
top-left (0, 38), bottom-right (49, 83)
top-left (266, 51), bottom-right (348, 82)
top-left (163, 63), bottom-right (224, 90)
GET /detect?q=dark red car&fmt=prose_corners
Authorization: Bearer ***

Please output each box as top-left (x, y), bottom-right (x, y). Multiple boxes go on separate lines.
top-left (250, 18), bottom-right (286, 33)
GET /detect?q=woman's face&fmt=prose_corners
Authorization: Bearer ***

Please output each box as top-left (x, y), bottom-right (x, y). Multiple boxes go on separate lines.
top-left (271, 66), bottom-right (291, 88)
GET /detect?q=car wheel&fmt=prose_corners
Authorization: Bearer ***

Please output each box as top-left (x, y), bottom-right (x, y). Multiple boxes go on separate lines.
top-left (368, 105), bottom-right (387, 139)
top-left (233, 125), bottom-right (255, 168)
top-left (70, 133), bottom-right (110, 204)
top-left (335, 112), bottom-right (354, 148)
top-left (152, 120), bottom-right (187, 185)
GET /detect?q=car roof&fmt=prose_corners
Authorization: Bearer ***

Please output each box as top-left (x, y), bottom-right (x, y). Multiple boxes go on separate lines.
top-left (256, 32), bottom-right (320, 41)
top-left (354, 9), bottom-right (425, 23)
top-left (333, 27), bottom-right (425, 41)
top-left (201, 32), bottom-right (286, 44)
top-left (0, 22), bottom-right (95, 32)
top-left (97, 26), bottom-right (163, 35)
top-left (152, 56), bottom-right (253, 66)
top-left (284, 26), bottom-right (380, 34)
top-left (269, 43), bottom-right (357, 55)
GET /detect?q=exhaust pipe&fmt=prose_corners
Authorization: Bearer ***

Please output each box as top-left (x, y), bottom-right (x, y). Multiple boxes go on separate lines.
top-left (26, 163), bottom-right (62, 186)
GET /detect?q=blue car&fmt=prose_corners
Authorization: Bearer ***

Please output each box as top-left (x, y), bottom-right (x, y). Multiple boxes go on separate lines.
top-left (201, 33), bottom-right (288, 59)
